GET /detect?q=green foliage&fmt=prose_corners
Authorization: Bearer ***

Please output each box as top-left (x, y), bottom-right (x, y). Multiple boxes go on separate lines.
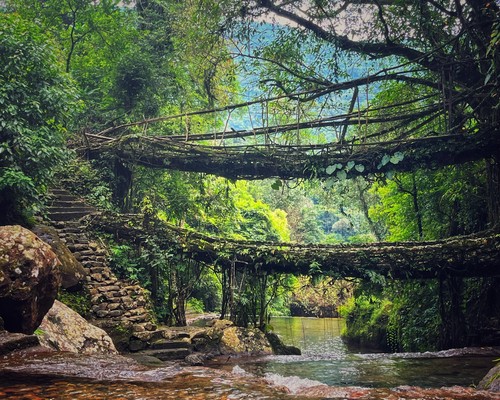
top-left (385, 281), bottom-right (441, 352)
top-left (186, 298), bottom-right (205, 314)
top-left (233, 181), bottom-right (290, 241)
top-left (55, 158), bottom-right (116, 210)
top-left (191, 268), bottom-right (222, 313)
top-left (370, 164), bottom-right (488, 241)
top-left (57, 288), bottom-right (91, 318)
top-left (109, 243), bottom-right (144, 282)
top-left (289, 276), bottom-right (352, 317)
top-left (0, 13), bottom-right (78, 224)
top-left (338, 294), bottom-right (392, 351)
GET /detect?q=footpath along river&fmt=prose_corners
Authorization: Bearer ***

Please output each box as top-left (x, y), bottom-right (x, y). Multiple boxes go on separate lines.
top-left (0, 317), bottom-right (499, 399)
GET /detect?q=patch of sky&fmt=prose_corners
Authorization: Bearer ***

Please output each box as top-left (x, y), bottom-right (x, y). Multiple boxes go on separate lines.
top-left (223, 21), bottom-right (389, 144)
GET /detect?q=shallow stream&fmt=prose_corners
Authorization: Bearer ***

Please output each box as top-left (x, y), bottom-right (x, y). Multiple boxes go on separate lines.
top-left (228, 317), bottom-right (497, 388)
top-left (0, 317), bottom-right (499, 399)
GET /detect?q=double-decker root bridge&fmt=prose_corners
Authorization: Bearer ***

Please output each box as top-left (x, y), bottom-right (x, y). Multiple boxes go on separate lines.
top-left (77, 68), bottom-right (500, 280)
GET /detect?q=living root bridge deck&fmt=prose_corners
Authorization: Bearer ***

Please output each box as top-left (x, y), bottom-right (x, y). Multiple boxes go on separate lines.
top-left (87, 213), bottom-right (500, 280)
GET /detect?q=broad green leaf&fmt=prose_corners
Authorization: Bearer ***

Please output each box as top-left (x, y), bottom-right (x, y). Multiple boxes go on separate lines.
top-left (271, 179), bottom-right (282, 190)
top-left (325, 164), bottom-right (337, 175)
top-left (381, 154), bottom-right (391, 166)
top-left (336, 170), bottom-right (347, 180)
top-left (355, 164), bottom-right (365, 172)
top-left (324, 177), bottom-right (336, 189)
top-left (390, 151), bottom-right (404, 164)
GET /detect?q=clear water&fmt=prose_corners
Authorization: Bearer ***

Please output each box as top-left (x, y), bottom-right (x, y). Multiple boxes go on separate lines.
top-left (0, 320), bottom-right (498, 399)
top-left (232, 317), bottom-right (497, 388)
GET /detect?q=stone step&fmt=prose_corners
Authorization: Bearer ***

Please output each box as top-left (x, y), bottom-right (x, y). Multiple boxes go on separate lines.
top-left (67, 243), bottom-right (91, 251)
top-left (49, 211), bottom-right (94, 221)
top-left (57, 227), bottom-right (82, 233)
top-left (49, 200), bottom-right (90, 208)
top-left (150, 339), bottom-right (191, 350)
top-left (50, 194), bottom-right (82, 202)
top-left (48, 206), bottom-right (95, 214)
top-left (138, 348), bottom-right (191, 361)
top-left (50, 188), bottom-right (72, 195)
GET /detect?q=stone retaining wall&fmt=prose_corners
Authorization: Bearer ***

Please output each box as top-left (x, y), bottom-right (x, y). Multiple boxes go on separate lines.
top-left (52, 220), bottom-right (157, 337)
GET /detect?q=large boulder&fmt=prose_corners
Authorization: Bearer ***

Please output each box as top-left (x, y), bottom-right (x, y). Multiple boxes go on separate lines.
top-left (31, 225), bottom-right (86, 289)
top-left (38, 300), bottom-right (117, 354)
top-left (219, 326), bottom-right (273, 355)
top-left (0, 225), bottom-right (61, 334)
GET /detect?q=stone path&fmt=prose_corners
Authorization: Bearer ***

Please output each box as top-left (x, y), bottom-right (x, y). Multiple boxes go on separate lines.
top-left (45, 189), bottom-right (233, 362)
top-left (47, 189), bottom-right (179, 356)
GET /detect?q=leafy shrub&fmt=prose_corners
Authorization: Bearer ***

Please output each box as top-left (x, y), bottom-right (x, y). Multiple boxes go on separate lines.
top-left (57, 288), bottom-right (91, 318)
top-left (0, 13), bottom-right (78, 224)
top-left (338, 294), bottom-right (392, 351)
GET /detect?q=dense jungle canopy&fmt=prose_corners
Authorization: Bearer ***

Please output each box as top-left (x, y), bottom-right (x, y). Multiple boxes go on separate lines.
top-left (1, 0), bottom-right (499, 350)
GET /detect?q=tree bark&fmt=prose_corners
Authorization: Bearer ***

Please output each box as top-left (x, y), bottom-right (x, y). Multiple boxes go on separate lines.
top-left (486, 157), bottom-right (500, 228)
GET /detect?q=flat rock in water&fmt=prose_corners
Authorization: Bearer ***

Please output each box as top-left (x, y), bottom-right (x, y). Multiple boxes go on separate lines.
top-left (0, 331), bottom-right (40, 355)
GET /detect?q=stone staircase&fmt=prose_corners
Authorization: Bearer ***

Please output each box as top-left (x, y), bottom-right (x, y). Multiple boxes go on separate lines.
top-left (47, 189), bottom-right (96, 221)
top-left (46, 188), bottom-right (200, 361)
top-left (47, 191), bottom-right (155, 338)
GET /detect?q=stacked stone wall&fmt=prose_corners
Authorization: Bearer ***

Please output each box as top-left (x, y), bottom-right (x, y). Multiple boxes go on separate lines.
top-left (52, 220), bottom-right (157, 335)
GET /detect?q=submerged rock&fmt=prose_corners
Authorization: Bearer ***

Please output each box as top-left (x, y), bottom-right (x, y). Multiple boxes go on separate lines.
top-left (266, 331), bottom-right (301, 355)
top-left (38, 300), bottom-right (117, 354)
top-left (479, 363), bottom-right (500, 392)
top-left (32, 225), bottom-right (86, 289)
top-left (0, 225), bottom-right (61, 334)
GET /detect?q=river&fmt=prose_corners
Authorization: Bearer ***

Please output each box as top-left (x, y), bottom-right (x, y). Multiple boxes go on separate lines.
top-left (212, 317), bottom-right (497, 388)
top-left (0, 317), bottom-right (499, 399)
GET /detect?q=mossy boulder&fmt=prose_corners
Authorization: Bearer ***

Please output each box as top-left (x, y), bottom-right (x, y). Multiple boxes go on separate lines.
top-left (0, 225), bottom-right (61, 334)
top-left (219, 326), bottom-right (272, 355)
top-left (266, 332), bottom-right (301, 355)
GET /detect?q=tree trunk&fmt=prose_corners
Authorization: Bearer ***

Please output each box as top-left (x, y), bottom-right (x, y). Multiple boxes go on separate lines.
top-left (356, 179), bottom-right (383, 241)
top-left (486, 157), bottom-right (500, 228)
top-left (220, 266), bottom-right (229, 320)
top-left (174, 294), bottom-right (187, 326)
top-left (411, 175), bottom-right (424, 240)
top-left (439, 276), bottom-right (466, 349)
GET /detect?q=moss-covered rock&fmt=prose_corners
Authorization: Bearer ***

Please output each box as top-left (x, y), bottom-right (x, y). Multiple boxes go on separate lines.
top-left (0, 225), bottom-right (61, 334)
top-left (265, 332), bottom-right (301, 355)
top-left (38, 300), bottom-right (117, 354)
top-left (219, 326), bottom-right (272, 355)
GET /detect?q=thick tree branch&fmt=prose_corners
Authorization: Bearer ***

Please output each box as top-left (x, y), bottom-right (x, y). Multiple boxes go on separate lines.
top-left (257, 0), bottom-right (437, 67)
